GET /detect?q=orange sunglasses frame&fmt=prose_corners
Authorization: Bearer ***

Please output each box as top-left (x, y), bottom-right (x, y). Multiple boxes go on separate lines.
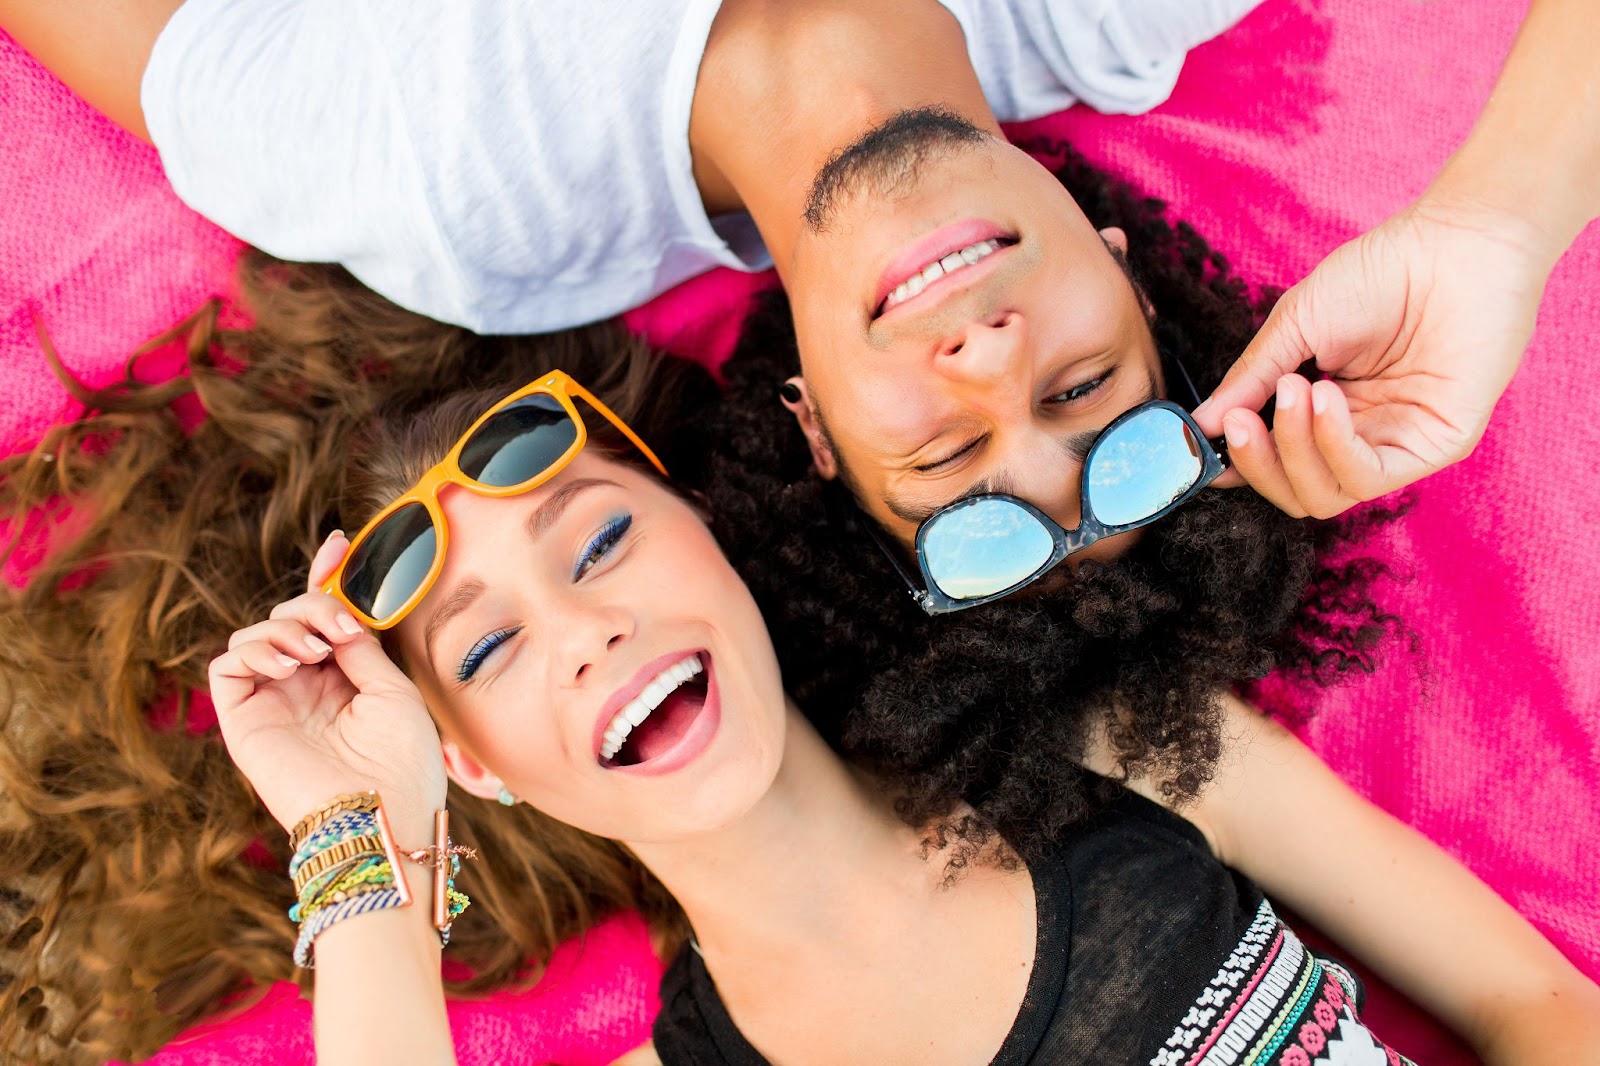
top-left (322, 371), bottom-right (667, 630)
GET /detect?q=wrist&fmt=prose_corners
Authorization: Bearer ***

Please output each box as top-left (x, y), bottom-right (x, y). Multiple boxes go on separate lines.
top-left (1425, 146), bottom-right (1588, 273)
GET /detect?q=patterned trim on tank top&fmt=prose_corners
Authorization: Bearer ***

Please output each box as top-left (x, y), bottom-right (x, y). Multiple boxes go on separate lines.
top-left (1149, 900), bottom-right (1418, 1066)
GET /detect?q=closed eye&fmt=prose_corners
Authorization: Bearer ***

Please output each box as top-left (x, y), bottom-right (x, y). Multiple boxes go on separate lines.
top-left (457, 626), bottom-right (521, 683)
top-left (913, 436), bottom-right (985, 474)
top-left (1047, 368), bottom-right (1114, 405)
top-left (574, 513), bottom-right (633, 580)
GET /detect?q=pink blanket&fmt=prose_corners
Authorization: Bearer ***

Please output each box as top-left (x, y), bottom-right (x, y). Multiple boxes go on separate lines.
top-left (4, 1), bottom-right (1593, 1062)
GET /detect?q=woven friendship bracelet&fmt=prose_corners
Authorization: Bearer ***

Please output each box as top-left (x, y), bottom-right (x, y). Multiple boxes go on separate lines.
top-left (289, 791), bottom-right (381, 850)
top-left (292, 887), bottom-right (408, 968)
top-left (294, 810), bottom-right (379, 857)
top-left (289, 818), bottom-right (380, 881)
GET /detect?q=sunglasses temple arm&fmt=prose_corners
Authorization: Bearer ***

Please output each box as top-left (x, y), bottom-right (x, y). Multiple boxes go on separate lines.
top-left (566, 381), bottom-right (670, 477)
top-left (862, 512), bottom-right (932, 605)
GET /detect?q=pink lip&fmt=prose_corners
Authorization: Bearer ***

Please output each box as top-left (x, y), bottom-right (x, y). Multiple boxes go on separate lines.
top-left (873, 218), bottom-right (1013, 317)
top-left (591, 649), bottom-right (720, 776)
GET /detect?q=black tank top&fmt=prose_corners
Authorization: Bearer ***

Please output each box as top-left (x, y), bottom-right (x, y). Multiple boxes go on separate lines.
top-left (654, 791), bottom-right (1415, 1065)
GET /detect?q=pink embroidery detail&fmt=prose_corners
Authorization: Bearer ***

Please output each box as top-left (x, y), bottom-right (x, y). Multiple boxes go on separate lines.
top-left (1281, 1047), bottom-right (1312, 1066)
top-left (1313, 998), bottom-right (1337, 1029)
top-left (1298, 1021), bottom-right (1327, 1055)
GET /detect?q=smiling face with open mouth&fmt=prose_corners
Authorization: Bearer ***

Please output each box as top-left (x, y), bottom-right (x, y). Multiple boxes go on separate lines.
top-left (394, 452), bottom-right (788, 845)
top-left (783, 110), bottom-right (1164, 562)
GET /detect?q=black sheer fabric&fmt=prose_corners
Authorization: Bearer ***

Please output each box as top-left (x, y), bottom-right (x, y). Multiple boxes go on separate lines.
top-left (654, 792), bottom-right (1411, 1066)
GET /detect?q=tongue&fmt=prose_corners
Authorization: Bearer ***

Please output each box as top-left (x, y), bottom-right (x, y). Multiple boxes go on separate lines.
top-left (627, 686), bottom-right (704, 763)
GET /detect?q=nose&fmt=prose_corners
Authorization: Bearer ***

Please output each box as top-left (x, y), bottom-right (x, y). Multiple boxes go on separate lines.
top-left (553, 596), bottom-right (636, 687)
top-left (936, 311), bottom-right (1029, 388)
top-left (1009, 425), bottom-right (1087, 532)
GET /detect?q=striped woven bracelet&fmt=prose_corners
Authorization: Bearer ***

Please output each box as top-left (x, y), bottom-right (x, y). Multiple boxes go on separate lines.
top-left (292, 886), bottom-right (409, 968)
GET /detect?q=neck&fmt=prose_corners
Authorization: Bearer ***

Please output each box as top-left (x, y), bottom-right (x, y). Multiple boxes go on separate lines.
top-left (690, 0), bottom-right (1000, 282)
top-left (625, 705), bottom-right (932, 966)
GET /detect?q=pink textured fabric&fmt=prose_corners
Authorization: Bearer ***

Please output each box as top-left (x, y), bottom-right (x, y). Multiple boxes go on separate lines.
top-left (121, 912), bottom-right (662, 1066)
top-left (3, 1), bottom-right (1595, 1063)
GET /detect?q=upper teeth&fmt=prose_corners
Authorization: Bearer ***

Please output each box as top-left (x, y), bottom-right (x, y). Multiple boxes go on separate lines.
top-left (882, 239), bottom-right (1004, 312)
top-left (599, 654), bottom-right (703, 761)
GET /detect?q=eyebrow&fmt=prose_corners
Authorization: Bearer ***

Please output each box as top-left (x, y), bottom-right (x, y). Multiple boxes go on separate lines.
top-left (880, 371), bottom-right (1160, 527)
top-left (422, 477), bottom-right (619, 670)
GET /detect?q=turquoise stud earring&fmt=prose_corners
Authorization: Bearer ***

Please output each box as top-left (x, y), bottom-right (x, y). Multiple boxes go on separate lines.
top-left (497, 786), bottom-right (516, 807)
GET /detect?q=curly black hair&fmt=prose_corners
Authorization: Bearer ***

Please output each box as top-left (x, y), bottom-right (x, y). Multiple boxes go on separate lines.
top-left (697, 139), bottom-right (1404, 862)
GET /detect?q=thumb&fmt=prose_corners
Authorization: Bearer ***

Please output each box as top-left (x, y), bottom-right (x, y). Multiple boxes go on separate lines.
top-left (330, 630), bottom-right (416, 699)
top-left (1192, 284), bottom-right (1316, 436)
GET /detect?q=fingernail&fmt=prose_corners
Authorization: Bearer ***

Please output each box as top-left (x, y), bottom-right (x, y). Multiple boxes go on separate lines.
top-left (329, 529), bottom-right (346, 541)
top-left (1276, 378), bottom-right (1296, 411)
top-left (276, 654), bottom-right (300, 669)
top-left (1311, 383), bottom-right (1328, 415)
top-left (1224, 416), bottom-right (1248, 449)
top-left (336, 612), bottom-right (363, 635)
top-left (305, 635), bottom-right (332, 655)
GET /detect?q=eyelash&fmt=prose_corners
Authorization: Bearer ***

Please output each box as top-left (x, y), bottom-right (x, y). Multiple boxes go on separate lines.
top-left (455, 513), bottom-right (635, 683)
top-left (574, 513), bottom-right (633, 580)
top-left (1048, 370), bottom-right (1112, 405)
top-left (918, 371), bottom-right (1114, 472)
top-left (458, 626), bottom-right (520, 683)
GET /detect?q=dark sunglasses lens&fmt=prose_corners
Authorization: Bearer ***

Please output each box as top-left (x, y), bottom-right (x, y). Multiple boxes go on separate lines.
top-left (1087, 407), bottom-right (1203, 527)
top-left (342, 502), bottom-right (437, 621)
top-left (459, 393), bottom-right (578, 488)
top-left (922, 498), bottom-right (1055, 601)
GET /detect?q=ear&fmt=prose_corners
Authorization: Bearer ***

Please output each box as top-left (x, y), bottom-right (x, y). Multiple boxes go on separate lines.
top-left (441, 735), bottom-right (505, 803)
top-left (779, 377), bottom-right (840, 480)
top-left (1098, 226), bottom-right (1128, 254)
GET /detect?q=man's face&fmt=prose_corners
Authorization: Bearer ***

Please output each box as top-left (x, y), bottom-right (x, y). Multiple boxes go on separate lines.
top-left (784, 114), bottom-right (1164, 561)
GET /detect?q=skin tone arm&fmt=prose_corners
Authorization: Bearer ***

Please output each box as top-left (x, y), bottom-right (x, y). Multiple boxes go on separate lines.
top-left (207, 534), bottom-right (456, 1064)
top-left (1194, 0), bottom-right (1600, 519)
top-left (0, 0), bottom-right (182, 140)
top-left (1185, 694), bottom-right (1600, 1064)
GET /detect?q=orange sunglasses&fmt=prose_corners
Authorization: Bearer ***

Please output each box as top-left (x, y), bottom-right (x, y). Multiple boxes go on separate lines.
top-left (323, 371), bottom-right (666, 630)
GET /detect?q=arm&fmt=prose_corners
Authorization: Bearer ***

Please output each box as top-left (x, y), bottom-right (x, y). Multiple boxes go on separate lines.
top-left (1193, 0), bottom-right (1600, 518)
top-left (0, 0), bottom-right (183, 140)
top-left (208, 533), bottom-right (456, 1064)
top-left (1187, 694), bottom-right (1600, 1064)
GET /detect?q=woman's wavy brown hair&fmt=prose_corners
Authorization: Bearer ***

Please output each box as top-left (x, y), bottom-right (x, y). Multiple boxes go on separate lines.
top-left (0, 252), bottom-right (710, 1065)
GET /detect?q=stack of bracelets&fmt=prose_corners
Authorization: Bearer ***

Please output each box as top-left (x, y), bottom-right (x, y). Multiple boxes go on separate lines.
top-left (287, 791), bottom-right (476, 968)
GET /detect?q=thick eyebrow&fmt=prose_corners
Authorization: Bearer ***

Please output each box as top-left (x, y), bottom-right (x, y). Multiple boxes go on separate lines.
top-left (423, 477), bottom-right (619, 670)
top-left (880, 369), bottom-right (1159, 527)
top-left (883, 472), bottom-right (1013, 526)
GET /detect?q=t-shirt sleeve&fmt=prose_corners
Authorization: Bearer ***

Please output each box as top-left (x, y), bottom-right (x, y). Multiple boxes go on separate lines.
top-left (140, 0), bottom-right (467, 322)
top-left (1041, 0), bottom-right (1264, 114)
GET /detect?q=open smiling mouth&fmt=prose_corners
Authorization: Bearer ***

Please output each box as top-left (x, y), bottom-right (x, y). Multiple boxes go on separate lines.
top-left (598, 653), bottom-right (710, 767)
top-left (874, 236), bottom-right (1018, 319)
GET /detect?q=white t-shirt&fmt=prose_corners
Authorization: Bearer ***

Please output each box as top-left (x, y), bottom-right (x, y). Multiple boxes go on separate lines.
top-left (143, 0), bottom-right (1259, 333)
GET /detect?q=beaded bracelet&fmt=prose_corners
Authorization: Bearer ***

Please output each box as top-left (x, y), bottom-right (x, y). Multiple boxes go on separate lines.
top-left (289, 792), bottom-right (382, 850)
top-left (292, 837), bottom-right (387, 895)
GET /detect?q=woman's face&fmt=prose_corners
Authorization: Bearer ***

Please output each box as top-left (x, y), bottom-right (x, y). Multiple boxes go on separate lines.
top-left (393, 452), bottom-right (788, 845)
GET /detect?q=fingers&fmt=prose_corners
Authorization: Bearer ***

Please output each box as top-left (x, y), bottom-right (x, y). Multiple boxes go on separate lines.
top-left (1192, 286), bottom-right (1316, 437)
top-left (207, 636), bottom-right (306, 713)
top-left (329, 631), bottom-right (415, 697)
top-left (265, 589), bottom-right (365, 645)
top-left (1219, 375), bottom-right (1382, 520)
top-left (307, 530), bottom-right (350, 594)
